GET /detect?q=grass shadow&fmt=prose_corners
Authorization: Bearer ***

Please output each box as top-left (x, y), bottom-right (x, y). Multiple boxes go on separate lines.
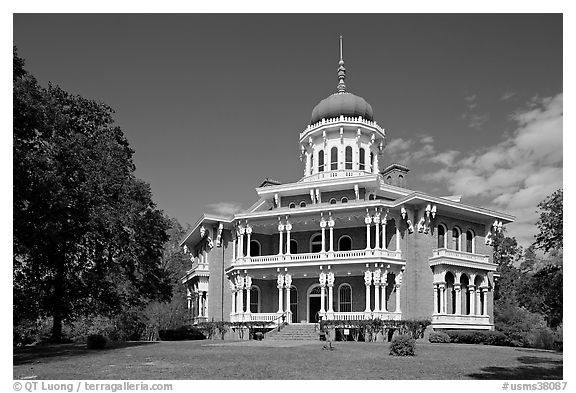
top-left (468, 354), bottom-right (563, 380)
top-left (13, 341), bottom-right (159, 366)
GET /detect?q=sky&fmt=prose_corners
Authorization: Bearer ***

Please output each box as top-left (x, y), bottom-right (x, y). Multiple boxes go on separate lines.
top-left (12, 13), bottom-right (563, 248)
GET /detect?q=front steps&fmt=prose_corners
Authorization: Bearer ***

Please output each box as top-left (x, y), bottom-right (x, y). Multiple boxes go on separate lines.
top-left (266, 323), bottom-right (320, 341)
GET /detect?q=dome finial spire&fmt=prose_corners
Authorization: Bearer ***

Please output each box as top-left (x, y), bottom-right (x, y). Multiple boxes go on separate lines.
top-left (337, 35), bottom-right (346, 93)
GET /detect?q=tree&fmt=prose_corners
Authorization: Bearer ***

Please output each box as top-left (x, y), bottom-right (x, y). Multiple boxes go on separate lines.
top-left (534, 189), bottom-right (563, 253)
top-left (14, 48), bottom-right (172, 341)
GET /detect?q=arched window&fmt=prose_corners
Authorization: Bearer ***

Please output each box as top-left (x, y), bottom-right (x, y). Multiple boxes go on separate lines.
top-left (368, 194), bottom-right (376, 200)
top-left (310, 154), bottom-right (314, 173)
top-left (338, 284), bottom-right (352, 312)
top-left (370, 152), bottom-right (374, 172)
top-left (290, 286), bottom-right (298, 322)
top-left (452, 227), bottom-right (461, 251)
top-left (341, 197), bottom-right (348, 203)
top-left (289, 202), bottom-right (296, 209)
top-left (331, 147), bottom-right (338, 170)
top-left (290, 239), bottom-right (298, 254)
top-left (398, 174), bottom-right (404, 184)
top-left (386, 175), bottom-right (392, 185)
top-left (466, 230), bottom-right (474, 253)
top-left (250, 286), bottom-right (260, 313)
top-left (338, 235), bottom-right (352, 251)
top-left (438, 224), bottom-right (447, 248)
top-left (345, 146), bottom-right (353, 169)
top-left (359, 148), bottom-right (366, 170)
top-left (249, 240), bottom-right (261, 257)
top-left (329, 198), bottom-right (337, 204)
top-left (310, 233), bottom-right (323, 253)
top-left (318, 150), bottom-right (325, 172)
top-left (299, 201), bottom-right (306, 208)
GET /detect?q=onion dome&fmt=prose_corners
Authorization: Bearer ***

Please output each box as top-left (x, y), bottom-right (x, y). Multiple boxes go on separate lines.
top-left (310, 36), bottom-right (374, 125)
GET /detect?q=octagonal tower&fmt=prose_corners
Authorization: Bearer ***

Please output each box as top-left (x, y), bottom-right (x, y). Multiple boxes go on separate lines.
top-left (299, 38), bottom-right (386, 182)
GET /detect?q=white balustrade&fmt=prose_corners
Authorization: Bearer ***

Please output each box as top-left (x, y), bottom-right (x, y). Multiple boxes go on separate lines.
top-left (432, 248), bottom-right (489, 263)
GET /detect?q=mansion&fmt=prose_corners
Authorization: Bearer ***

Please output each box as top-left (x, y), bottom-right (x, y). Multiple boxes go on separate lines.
top-left (180, 47), bottom-right (514, 331)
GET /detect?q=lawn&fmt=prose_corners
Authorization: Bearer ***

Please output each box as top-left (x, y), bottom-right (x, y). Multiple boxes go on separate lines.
top-left (13, 340), bottom-right (563, 380)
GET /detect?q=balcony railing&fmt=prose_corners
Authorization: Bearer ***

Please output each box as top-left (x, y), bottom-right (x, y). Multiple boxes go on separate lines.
top-left (234, 248), bottom-right (403, 266)
top-left (432, 314), bottom-right (491, 329)
top-left (429, 248), bottom-right (495, 270)
top-left (299, 169), bottom-right (374, 183)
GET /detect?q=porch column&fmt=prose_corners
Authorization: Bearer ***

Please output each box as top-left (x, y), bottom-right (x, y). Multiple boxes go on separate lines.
top-left (319, 273), bottom-right (327, 314)
top-left (482, 287), bottom-right (489, 315)
top-left (374, 212), bottom-right (381, 250)
top-left (396, 226), bottom-right (401, 251)
top-left (381, 273), bottom-right (388, 312)
top-left (284, 274), bottom-right (292, 321)
top-left (475, 288), bottom-right (481, 316)
top-left (382, 213), bottom-right (388, 250)
top-left (238, 226), bottom-right (245, 258)
top-left (237, 276), bottom-right (245, 318)
top-left (327, 272), bottom-right (335, 313)
top-left (328, 215), bottom-right (335, 252)
top-left (285, 221), bottom-right (292, 255)
top-left (454, 284), bottom-right (462, 315)
top-left (229, 281), bottom-right (236, 315)
top-left (245, 276), bottom-right (252, 314)
top-left (320, 216), bottom-right (327, 253)
top-left (433, 284), bottom-right (439, 313)
top-left (232, 235), bottom-right (237, 261)
top-left (278, 220), bottom-right (284, 255)
top-left (365, 211), bottom-right (372, 250)
top-left (277, 274), bottom-right (284, 313)
top-left (469, 286), bottom-right (476, 316)
top-left (246, 225), bottom-right (252, 258)
top-left (395, 270), bottom-right (403, 313)
top-left (438, 283), bottom-right (446, 313)
top-left (373, 269), bottom-right (381, 313)
top-left (364, 270), bottom-right (372, 313)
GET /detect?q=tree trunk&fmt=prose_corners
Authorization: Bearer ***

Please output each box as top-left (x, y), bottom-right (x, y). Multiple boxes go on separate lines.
top-left (51, 250), bottom-right (66, 342)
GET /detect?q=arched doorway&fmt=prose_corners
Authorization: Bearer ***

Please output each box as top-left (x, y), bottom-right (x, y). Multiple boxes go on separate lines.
top-left (290, 286), bottom-right (298, 323)
top-left (307, 285), bottom-right (327, 322)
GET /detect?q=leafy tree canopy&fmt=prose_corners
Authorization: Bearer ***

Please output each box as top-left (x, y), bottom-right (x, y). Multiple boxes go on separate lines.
top-left (534, 189), bottom-right (563, 253)
top-left (14, 48), bottom-right (172, 341)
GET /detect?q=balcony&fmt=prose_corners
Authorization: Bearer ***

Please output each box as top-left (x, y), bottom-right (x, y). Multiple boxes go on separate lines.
top-left (429, 248), bottom-right (496, 271)
top-left (233, 248), bottom-right (404, 268)
top-left (432, 314), bottom-right (492, 330)
top-left (230, 311), bottom-right (402, 325)
top-left (299, 169), bottom-right (373, 183)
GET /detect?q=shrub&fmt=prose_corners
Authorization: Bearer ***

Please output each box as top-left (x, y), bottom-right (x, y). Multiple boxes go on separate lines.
top-left (528, 327), bottom-right (556, 350)
top-left (254, 332), bottom-right (264, 341)
top-left (158, 326), bottom-right (205, 341)
top-left (441, 330), bottom-right (510, 346)
top-left (86, 334), bottom-right (107, 349)
top-left (389, 334), bottom-right (416, 356)
top-left (429, 331), bottom-right (451, 343)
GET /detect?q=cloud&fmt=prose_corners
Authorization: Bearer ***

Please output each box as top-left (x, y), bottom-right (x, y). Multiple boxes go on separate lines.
top-left (501, 92), bottom-right (516, 101)
top-left (462, 93), bottom-right (490, 130)
top-left (205, 202), bottom-right (243, 216)
top-left (423, 93), bottom-right (563, 247)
